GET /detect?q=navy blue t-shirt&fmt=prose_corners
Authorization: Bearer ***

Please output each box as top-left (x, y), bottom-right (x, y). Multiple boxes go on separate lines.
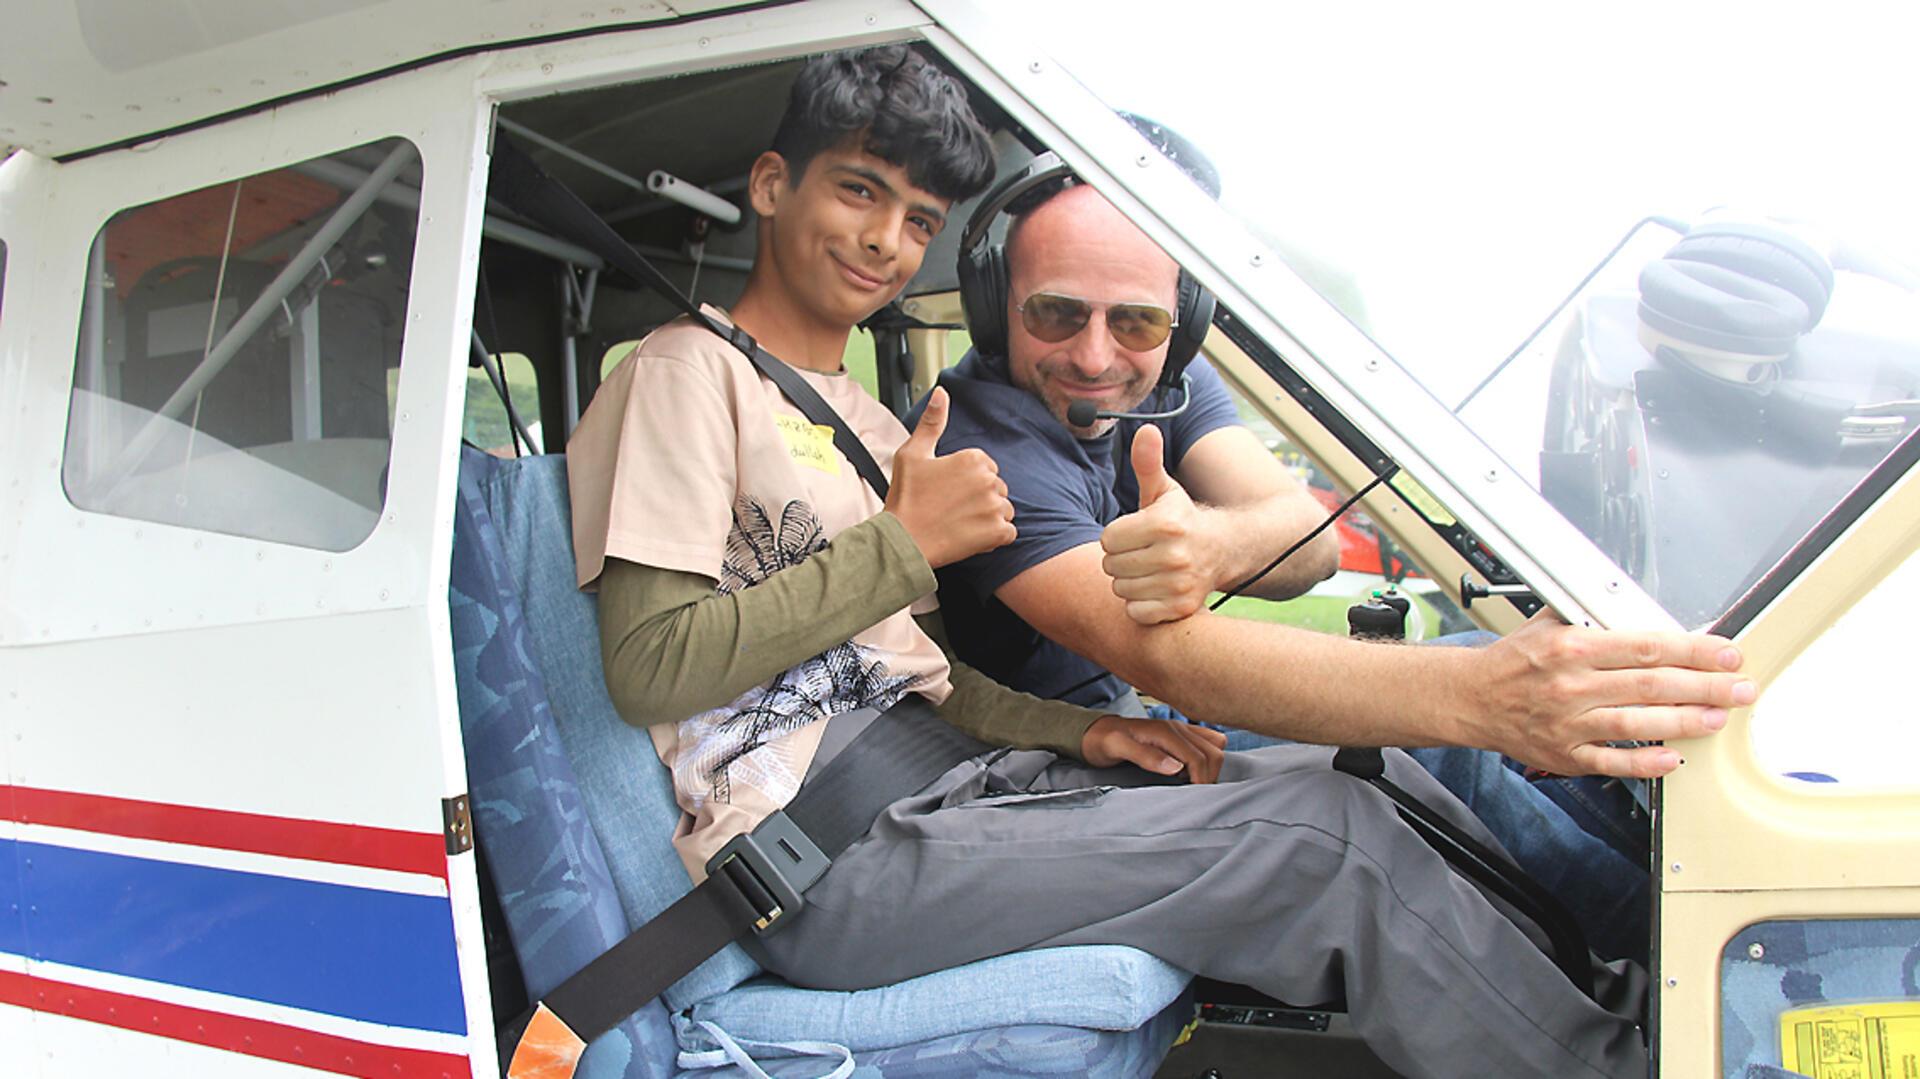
top-left (909, 349), bottom-right (1241, 707)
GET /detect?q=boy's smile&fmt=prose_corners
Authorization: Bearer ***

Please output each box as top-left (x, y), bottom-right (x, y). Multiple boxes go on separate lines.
top-left (747, 139), bottom-right (952, 342)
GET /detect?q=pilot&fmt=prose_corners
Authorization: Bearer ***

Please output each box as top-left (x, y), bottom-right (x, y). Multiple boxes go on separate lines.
top-left (570, 44), bottom-right (1675, 1078)
top-left (914, 127), bottom-right (1753, 965)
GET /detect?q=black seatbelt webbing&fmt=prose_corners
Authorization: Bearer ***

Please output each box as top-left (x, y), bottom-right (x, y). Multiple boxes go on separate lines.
top-left (490, 136), bottom-right (970, 1075)
top-left (501, 700), bottom-right (988, 1075)
top-left (1329, 746), bottom-right (1597, 999)
top-left (487, 134), bottom-right (892, 499)
top-left (737, 345), bottom-right (891, 499)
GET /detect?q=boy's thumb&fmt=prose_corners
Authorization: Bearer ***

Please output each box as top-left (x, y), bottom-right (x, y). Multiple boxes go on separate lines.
top-left (904, 387), bottom-right (949, 455)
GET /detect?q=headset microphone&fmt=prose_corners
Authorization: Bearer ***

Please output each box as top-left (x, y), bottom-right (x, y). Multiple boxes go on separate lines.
top-left (1065, 373), bottom-right (1194, 428)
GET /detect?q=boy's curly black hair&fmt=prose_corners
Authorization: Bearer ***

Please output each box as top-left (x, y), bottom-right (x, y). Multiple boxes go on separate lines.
top-left (770, 45), bottom-right (996, 203)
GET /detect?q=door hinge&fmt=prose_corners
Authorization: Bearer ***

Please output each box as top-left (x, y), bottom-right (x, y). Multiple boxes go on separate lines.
top-left (442, 794), bottom-right (474, 855)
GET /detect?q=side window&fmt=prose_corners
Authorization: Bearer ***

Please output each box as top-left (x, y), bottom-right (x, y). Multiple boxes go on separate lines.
top-left (463, 351), bottom-right (541, 456)
top-left (602, 340), bottom-right (639, 381)
top-left (1207, 370), bottom-right (1473, 641)
top-left (63, 138), bottom-right (419, 551)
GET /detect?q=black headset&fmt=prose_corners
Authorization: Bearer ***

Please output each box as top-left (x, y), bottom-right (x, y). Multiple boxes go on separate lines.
top-left (956, 151), bottom-right (1216, 394)
top-left (1636, 220), bottom-right (1835, 368)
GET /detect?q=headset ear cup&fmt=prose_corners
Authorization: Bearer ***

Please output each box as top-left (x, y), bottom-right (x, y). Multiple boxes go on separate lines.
top-left (1667, 223), bottom-right (1834, 330)
top-left (958, 243), bottom-right (1011, 359)
top-left (1161, 270), bottom-right (1214, 385)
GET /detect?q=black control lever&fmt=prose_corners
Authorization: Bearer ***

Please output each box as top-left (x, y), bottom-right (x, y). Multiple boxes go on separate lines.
top-left (1459, 573), bottom-right (1536, 609)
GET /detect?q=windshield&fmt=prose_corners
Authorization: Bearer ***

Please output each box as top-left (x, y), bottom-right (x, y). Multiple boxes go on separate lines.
top-left (981, 0), bottom-right (1920, 629)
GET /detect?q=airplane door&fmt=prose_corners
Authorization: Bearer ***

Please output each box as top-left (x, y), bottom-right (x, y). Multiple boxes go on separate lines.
top-left (0, 61), bottom-right (498, 1079)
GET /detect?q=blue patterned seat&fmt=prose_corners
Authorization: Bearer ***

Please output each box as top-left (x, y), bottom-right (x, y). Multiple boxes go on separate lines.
top-left (448, 448), bottom-right (1193, 1078)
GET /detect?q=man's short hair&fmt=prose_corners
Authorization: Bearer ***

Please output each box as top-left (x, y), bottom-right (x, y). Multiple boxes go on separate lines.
top-left (770, 45), bottom-right (996, 203)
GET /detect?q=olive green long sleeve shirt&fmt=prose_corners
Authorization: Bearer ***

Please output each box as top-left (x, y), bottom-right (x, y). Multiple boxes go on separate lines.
top-left (595, 511), bottom-right (1100, 758)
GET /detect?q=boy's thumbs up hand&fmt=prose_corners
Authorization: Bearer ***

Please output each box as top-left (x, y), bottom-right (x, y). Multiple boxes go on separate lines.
top-left (898, 382), bottom-right (951, 460)
top-left (1100, 424), bottom-right (1214, 625)
top-left (885, 388), bottom-right (1017, 569)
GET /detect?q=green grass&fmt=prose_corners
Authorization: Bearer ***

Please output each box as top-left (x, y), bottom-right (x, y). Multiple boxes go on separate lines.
top-left (843, 331), bottom-right (878, 398)
top-left (463, 354), bottom-right (542, 454)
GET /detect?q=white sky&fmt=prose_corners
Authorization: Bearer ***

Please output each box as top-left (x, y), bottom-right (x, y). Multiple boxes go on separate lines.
top-left (979, 0), bottom-right (1920, 404)
top-left (973, 1), bottom-right (1920, 783)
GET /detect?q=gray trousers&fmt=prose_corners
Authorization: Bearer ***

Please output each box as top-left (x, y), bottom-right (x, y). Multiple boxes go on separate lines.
top-left (753, 743), bottom-right (1647, 1079)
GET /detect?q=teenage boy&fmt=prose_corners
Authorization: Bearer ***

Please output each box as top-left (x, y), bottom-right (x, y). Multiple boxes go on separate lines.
top-left (569, 46), bottom-right (1653, 1079)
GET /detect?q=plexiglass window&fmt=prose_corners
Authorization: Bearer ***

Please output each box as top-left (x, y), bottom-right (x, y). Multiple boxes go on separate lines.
top-left (464, 351), bottom-right (541, 456)
top-left (1207, 368), bottom-right (1473, 640)
top-left (985, 0), bottom-right (1920, 631)
top-left (63, 138), bottom-right (419, 551)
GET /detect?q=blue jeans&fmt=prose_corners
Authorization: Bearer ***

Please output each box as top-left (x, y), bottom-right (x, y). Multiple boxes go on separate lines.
top-left (1150, 706), bottom-right (1650, 963)
top-left (1405, 746), bottom-right (1648, 964)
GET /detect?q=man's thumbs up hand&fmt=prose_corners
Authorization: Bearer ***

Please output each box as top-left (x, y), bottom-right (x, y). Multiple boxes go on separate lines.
top-left (1130, 421), bottom-right (1178, 508)
top-left (885, 388), bottom-right (1017, 569)
top-left (1100, 424), bottom-right (1215, 625)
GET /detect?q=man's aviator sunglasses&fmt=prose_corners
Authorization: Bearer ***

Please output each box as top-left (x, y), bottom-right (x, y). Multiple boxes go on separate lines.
top-left (1017, 292), bottom-right (1178, 353)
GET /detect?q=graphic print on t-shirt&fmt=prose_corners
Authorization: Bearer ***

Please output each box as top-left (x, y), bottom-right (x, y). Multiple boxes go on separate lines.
top-left (675, 494), bottom-right (919, 809)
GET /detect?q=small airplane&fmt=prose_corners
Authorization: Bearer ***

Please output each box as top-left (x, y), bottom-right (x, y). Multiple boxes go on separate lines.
top-left (4, 2), bottom-right (1919, 1077)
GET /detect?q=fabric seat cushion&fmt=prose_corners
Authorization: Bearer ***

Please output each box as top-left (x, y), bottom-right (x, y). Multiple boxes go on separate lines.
top-left (679, 945), bottom-right (1191, 1055)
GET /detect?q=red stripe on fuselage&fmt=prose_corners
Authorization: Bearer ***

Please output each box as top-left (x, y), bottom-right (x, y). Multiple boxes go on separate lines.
top-left (4, 785), bottom-right (447, 880)
top-left (0, 969), bottom-right (474, 1078)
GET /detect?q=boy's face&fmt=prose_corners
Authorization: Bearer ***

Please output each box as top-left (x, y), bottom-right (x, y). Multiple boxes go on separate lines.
top-left (749, 138), bottom-right (952, 328)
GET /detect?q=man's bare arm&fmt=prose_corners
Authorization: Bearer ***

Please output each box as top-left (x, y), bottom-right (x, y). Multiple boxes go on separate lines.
top-left (997, 543), bottom-right (1753, 778)
top-left (1172, 424), bottom-right (1340, 598)
top-left (1100, 425), bottom-right (1338, 623)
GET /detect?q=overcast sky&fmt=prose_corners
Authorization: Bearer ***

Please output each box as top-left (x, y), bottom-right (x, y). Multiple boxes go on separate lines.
top-left (978, 0), bottom-right (1920, 404)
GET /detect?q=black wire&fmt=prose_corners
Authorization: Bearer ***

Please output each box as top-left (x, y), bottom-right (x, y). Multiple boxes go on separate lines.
top-left (1051, 464), bottom-right (1403, 704)
top-left (1208, 465), bottom-right (1400, 611)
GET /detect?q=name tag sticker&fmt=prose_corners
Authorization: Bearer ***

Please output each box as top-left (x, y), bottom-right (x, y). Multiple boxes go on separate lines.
top-left (774, 413), bottom-right (841, 475)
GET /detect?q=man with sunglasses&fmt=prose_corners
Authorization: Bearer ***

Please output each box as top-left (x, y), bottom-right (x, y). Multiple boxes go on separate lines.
top-left (917, 150), bottom-right (1755, 966)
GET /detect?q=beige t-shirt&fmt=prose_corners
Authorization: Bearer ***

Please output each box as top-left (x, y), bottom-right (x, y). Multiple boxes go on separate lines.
top-left (569, 308), bottom-right (952, 879)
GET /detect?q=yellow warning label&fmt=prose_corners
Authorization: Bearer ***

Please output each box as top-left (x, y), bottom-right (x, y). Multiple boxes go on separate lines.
top-left (774, 414), bottom-right (840, 476)
top-left (1387, 472), bottom-right (1457, 527)
top-left (1780, 1001), bottom-right (1920, 1078)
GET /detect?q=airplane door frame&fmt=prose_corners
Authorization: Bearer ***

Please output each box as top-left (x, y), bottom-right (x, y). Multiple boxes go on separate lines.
top-left (0, 57), bottom-right (499, 1079)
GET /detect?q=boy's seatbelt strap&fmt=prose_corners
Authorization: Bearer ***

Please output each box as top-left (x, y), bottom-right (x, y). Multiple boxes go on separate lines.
top-left (487, 134), bottom-right (891, 499)
top-left (500, 698), bottom-right (989, 1078)
top-left (735, 344), bottom-right (890, 498)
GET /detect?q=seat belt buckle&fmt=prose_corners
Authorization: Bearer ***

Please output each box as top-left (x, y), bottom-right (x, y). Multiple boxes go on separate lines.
top-left (705, 810), bottom-right (830, 937)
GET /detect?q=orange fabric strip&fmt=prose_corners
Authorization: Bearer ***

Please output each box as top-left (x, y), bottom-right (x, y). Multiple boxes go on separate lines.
top-left (507, 1003), bottom-right (588, 1079)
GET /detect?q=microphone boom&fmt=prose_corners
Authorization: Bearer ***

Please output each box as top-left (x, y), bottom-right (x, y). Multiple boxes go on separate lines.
top-left (1067, 373), bottom-right (1194, 428)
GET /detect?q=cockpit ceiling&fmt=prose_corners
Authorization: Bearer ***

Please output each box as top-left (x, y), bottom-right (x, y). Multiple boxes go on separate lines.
top-left (0, 0), bottom-right (765, 160)
top-left (502, 60), bottom-right (800, 215)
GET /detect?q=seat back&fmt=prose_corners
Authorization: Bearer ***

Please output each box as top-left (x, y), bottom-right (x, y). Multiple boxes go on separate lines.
top-left (449, 447), bottom-right (758, 1077)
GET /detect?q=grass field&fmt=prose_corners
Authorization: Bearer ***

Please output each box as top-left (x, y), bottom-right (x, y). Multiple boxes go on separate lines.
top-left (1212, 585), bottom-right (1445, 639)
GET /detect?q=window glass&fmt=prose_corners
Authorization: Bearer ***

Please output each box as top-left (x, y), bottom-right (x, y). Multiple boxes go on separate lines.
top-left (982, 0), bottom-right (1920, 630)
top-left (1748, 543), bottom-right (1920, 789)
top-left (464, 351), bottom-right (542, 456)
top-left (62, 138), bottom-right (420, 551)
top-left (602, 340), bottom-right (639, 380)
top-left (1206, 365), bottom-right (1472, 641)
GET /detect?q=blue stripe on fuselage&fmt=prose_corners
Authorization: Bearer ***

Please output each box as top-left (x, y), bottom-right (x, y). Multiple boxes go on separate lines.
top-left (0, 837), bottom-right (465, 1035)
top-left (0, 837), bottom-right (23, 957)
